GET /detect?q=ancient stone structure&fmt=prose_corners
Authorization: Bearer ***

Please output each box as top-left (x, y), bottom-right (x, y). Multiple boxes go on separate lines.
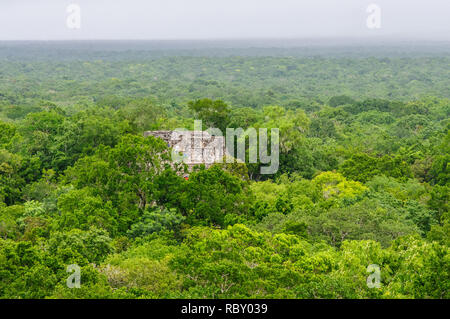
top-left (144, 130), bottom-right (228, 170)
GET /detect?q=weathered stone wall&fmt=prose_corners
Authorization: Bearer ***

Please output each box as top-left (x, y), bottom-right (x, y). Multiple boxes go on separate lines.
top-left (144, 130), bottom-right (228, 170)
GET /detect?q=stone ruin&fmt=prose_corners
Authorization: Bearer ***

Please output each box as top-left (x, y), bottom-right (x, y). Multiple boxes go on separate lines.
top-left (144, 130), bottom-right (228, 170)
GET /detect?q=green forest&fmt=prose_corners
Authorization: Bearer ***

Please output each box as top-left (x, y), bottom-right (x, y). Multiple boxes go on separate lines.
top-left (0, 42), bottom-right (448, 299)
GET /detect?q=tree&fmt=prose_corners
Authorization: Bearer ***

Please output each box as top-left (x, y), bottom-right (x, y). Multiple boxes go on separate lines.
top-left (116, 98), bottom-right (166, 133)
top-left (305, 199), bottom-right (419, 247)
top-left (178, 165), bottom-right (250, 227)
top-left (385, 236), bottom-right (449, 298)
top-left (17, 110), bottom-right (65, 170)
top-left (48, 227), bottom-right (113, 265)
top-left (311, 171), bottom-right (367, 206)
top-left (127, 207), bottom-right (185, 238)
top-left (0, 149), bottom-right (26, 205)
top-left (0, 122), bottom-right (16, 147)
top-left (328, 95), bottom-right (355, 107)
top-left (188, 99), bottom-right (230, 132)
top-left (308, 117), bottom-right (337, 139)
top-left (55, 188), bottom-right (119, 235)
top-left (64, 134), bottom-right (173, 233)
top-left (228, 107), bottom-right (262, 128)
top-left (339, 153), bottom-right (412, 183)
top-left (430, 154), bottom-right (449, 186)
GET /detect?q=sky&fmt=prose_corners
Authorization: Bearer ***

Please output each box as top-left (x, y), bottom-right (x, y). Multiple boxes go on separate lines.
top-left (0, 0), bottom-right (449, 41)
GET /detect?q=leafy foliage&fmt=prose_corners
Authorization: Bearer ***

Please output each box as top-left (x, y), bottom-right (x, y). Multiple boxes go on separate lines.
top-left (0, 43), bottom-right (448, 299)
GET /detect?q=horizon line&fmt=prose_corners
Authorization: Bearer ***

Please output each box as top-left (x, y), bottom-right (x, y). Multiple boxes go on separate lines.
top-left (0, 36), bottom-right (450, 43)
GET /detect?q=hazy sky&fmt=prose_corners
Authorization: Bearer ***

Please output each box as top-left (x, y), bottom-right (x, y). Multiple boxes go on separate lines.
top-left (0, 0), bottom-right (449, 40)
